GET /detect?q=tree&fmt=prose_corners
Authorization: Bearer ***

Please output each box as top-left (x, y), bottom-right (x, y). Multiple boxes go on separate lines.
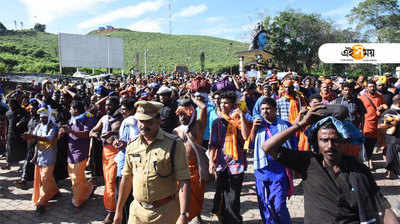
top-left (0, 62), bottom-right (6, 73)
top-left (200, 52), bottom-right (205, 72)
top-left (33, 23), bottom-right (46, 32)
top-left (0, 22), bottom-right (6, 32)
top-left (266, 10), bottom-right (335, 74)
top-left (347, 0), bottom-right (400, 42)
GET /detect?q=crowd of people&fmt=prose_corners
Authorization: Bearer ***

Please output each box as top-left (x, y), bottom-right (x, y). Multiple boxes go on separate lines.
top-left (0, 71), bottom-right (399, 224)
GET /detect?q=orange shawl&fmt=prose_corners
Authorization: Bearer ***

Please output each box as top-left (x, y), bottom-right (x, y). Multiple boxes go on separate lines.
top-left (222, 113), bottom-right (241, 161)
top-left (298, 129), bottom-right (310, 151)
top-left (284, 94), bottom-right (299, 124)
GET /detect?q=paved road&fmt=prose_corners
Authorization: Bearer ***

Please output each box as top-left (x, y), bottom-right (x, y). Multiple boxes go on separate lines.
top-left (0, 153), bottom-right (399, 224)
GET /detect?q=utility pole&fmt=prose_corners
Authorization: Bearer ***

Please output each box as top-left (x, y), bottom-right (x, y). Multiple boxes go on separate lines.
top-left (200, 52), bottom-right (205, 72)
top-left (144, 48), bottom-right (149, 75)
top-left (228, 43), bottom-right (233, 75)
top-left (136, 53), bottom-right (140, 73)
top-left (107, 34), bottom-right (110, 74)
top-left (58, 34), bottom-right (63, 74)
top-left (168, 0), bottom-right (172, 34)
top-left (186, 56), bottom-right (190, 70)
top-left (376, 9), bottom-right (382, 76)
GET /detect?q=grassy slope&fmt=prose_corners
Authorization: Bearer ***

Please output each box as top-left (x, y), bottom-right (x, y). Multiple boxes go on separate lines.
top-left (0, 30), bottom-right (58, 56)
top-left (91, 29), bottom-right (247, 72)
top-left (0, 29), bottom-right (247, 73)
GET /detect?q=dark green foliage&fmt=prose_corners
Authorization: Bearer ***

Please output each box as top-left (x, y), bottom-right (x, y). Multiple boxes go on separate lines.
top-left (33, 23), bottom-right (46, 32)
top-left (0, 22), bottom-right (6, 32)
top-left (266, 11), bottom-right (333, 74)
top-left (0, 43), bottom-right (20, 54)
top-left (32, 49), bottom-right (48, 58)
top-left (347, 0), bottom-right (400, 42)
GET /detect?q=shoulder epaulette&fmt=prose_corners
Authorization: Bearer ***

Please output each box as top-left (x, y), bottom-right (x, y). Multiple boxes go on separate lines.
top-left (127, 135), bottom-right (140, 146)
top-left (163, 131), bottom-right (179, 141)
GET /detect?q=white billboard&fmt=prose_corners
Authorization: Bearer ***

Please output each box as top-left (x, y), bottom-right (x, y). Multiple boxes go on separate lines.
top-left (59, 33), bottom-right (124, 69)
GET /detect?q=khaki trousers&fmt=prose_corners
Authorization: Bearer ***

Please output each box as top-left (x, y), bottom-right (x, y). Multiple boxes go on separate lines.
top-left (128, 197), bottom-right (179, 224)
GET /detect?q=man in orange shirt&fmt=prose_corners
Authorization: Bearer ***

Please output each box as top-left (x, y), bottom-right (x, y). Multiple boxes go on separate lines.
top-left (359, 81), bottom-right (387, 168)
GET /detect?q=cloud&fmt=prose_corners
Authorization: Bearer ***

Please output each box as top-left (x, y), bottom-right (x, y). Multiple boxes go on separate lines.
top-left (241, 23), bottom-right (254, 32)
top-left (174, 4), bottom-right (207, 18)
top-left (323, 1), bottom-right (363, 18)
top-left (200, 26), bottom-right (241, 36)
top-left (19, 0), bottom-right (116, 24)
top-left (206, 17), bottom-right (223, 23)
top-left (200, 22), bottom-right (254, 43)
top-left (324, 6), bottom-right (351, 17)
top-left (334, 18), bottom-right (354, 29)
top-left (200, 22), bottom-right (254, 35)
top-left (128, 18), bottom-right (166, 33)
top-left (78, 0), bottom-right (166, 29)
top-left (323, 2), bottom-right (361, 29)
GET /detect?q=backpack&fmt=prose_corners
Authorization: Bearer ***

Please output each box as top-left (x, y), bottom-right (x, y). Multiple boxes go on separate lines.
top-left (212, 77), bottom-right (236, 92)
top-left (190, 78), bottom-right (211, 93)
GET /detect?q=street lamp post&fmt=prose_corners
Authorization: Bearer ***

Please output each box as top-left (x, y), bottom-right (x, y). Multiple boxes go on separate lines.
top-left (107, 34), bottom-right (110, 74)
top-left (186, 56), bottom-right (190, 70)
top-left (228, 43), bottom-right (233, 75)
top-left (144, 48), bottom-right (149, 75)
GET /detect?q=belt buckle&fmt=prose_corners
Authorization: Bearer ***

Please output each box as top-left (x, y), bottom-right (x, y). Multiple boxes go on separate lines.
top-left (139, 201), bottom-right (154, 209)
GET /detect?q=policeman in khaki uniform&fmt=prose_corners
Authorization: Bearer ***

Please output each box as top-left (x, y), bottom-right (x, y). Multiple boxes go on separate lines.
top-left (114, 101), bottom-right (191, 224)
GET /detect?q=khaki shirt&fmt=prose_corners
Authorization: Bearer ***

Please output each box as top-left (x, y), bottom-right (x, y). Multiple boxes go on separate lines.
top-left (122, 129), bottom-right (190, 203)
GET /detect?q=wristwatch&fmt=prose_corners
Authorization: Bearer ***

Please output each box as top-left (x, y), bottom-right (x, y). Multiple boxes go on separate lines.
top-left (180, 212), bottom-right (189, 218)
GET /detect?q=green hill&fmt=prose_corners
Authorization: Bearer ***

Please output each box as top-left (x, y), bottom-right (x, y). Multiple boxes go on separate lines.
top-left (0, 29), bottom-right (247, 74)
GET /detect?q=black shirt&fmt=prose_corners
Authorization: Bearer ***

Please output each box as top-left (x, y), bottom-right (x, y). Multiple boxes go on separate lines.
top-left (277, 148), bottom-right (390, 224)
top-left (56, 106), bottom-right (71, 125)
top-left (378, 109), bottom-right (400, 144)
top-left (379, 90), bottom-right (394, 107)
top-left (6, 107), bottom-right (28, 139)
top-left (43, 97), bottom-right (60, 111)
top-left (160, 102), bottom-right (178, 133)
top-left (334, 96), bottom-right (366, 128)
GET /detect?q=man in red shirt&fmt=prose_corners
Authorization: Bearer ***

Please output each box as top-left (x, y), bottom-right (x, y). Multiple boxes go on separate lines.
top-left (359, 80), bottom-right (387, 168)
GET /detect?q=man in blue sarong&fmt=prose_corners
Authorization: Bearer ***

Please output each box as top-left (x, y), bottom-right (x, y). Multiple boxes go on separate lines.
top-left (250, 97), bottom-right (297, 224)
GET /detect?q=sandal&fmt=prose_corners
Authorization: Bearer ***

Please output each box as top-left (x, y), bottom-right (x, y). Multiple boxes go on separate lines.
top-left (89, 185), bottom-right (97, 198)
top-left (104, 212), bottom-right (115, 224)
top-left (1, 164), bottom-right (10, 170)
top-left (15, 180), bottom-right (27, 188)
top-left (385, 171), bottom-right (395, 179)
top-left (35, 205), bottom-right (46, 215)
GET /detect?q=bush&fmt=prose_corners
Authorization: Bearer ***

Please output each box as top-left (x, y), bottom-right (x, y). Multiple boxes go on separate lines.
top-left (0, 43), bottom-right (20, 54)
top-left (0, 62), bottom-right (6, 73)
top-left (32, 49), bottom-right (48, 58)
top-left (33, 23), bottom-right (46, 32)
top-left (0, 54), bottom-right (19, 67)
top-left (0, 22), bottom-right (6, 32)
